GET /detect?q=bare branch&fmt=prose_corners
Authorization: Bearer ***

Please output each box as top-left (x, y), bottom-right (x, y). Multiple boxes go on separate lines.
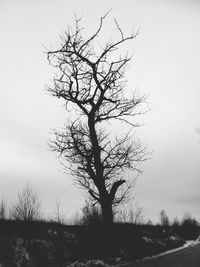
top-left (47, 13), bottom-right (148, 225)
top-left (114, 18), bottom-right (124, 40)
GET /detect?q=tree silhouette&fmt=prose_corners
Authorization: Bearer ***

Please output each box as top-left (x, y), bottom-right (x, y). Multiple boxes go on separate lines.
top-left (0, 198), bottom-right (7, 219)
top-left (10, 183), bottom-right (41, 221)
top-left (159, 209), bottom-right (169, 226)
top-left (47, 13), bottom-right (147, 225)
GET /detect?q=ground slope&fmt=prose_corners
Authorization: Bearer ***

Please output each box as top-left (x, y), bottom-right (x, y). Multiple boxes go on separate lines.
top-left (122, 240), bottom-right (200, 267)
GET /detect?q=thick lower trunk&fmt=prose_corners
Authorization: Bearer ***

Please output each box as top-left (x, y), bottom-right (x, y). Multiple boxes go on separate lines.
top-left (99, 180), bottom-right (125, 225)
top-left (101, 201), bottom-right (113, 225)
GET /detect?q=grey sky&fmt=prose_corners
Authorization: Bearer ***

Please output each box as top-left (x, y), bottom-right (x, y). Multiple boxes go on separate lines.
top-left (0, 0), bottom-right (200, 222)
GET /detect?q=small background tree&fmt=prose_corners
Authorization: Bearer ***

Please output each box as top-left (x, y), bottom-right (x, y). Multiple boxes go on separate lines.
top-left (128, 202), bottom-right (144, 224)
top-left (10, 183), bottom-right (41, 221)
top-left (0, 198), bottom-right (7, 220)
top-left (180, 212), bottom-right (199, 239)
top-left (116, 201), bottom-right (144, 224)
top-left (159, 209), bottom-right (169, 226)
top-left (51, 200), bottom-right (66, 224)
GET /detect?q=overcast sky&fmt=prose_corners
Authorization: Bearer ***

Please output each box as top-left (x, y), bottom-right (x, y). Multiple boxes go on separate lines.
top-left (0, 0), bottom-right (200, 222)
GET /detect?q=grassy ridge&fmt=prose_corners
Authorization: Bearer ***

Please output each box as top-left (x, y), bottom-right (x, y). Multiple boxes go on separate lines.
top-left (0, 219), bottom-right (199, 266)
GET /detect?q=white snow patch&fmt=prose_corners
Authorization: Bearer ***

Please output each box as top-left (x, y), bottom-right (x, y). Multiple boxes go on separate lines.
top-left (69, 259), bottom-right (109, 266)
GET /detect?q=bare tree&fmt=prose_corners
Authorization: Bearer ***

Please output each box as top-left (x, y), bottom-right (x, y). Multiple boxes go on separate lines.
top-left (0, 198), bottom-right (7, 219)
top-left (116, 201), bottom-right (144, 224)
top-left (70, 212), bottom-right (82, 225)
top-left (159, 209), bottom-right (169, 226)
top-left (47, 13), bottom-right (148, 225)
top-left (116, 208), bottom-right (128, 223)
top-left (51, 200), bottom-right (66, 224)
top-left (181, 212), bottom-right (199, 227)
top-left (128, 201), bottom-right (144, 224)
top-left (10, 183), bottom-right (41, 221)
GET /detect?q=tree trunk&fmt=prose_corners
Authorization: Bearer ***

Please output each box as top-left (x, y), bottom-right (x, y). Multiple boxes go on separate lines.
top-left (101, 201), bottom-right (113, 225)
